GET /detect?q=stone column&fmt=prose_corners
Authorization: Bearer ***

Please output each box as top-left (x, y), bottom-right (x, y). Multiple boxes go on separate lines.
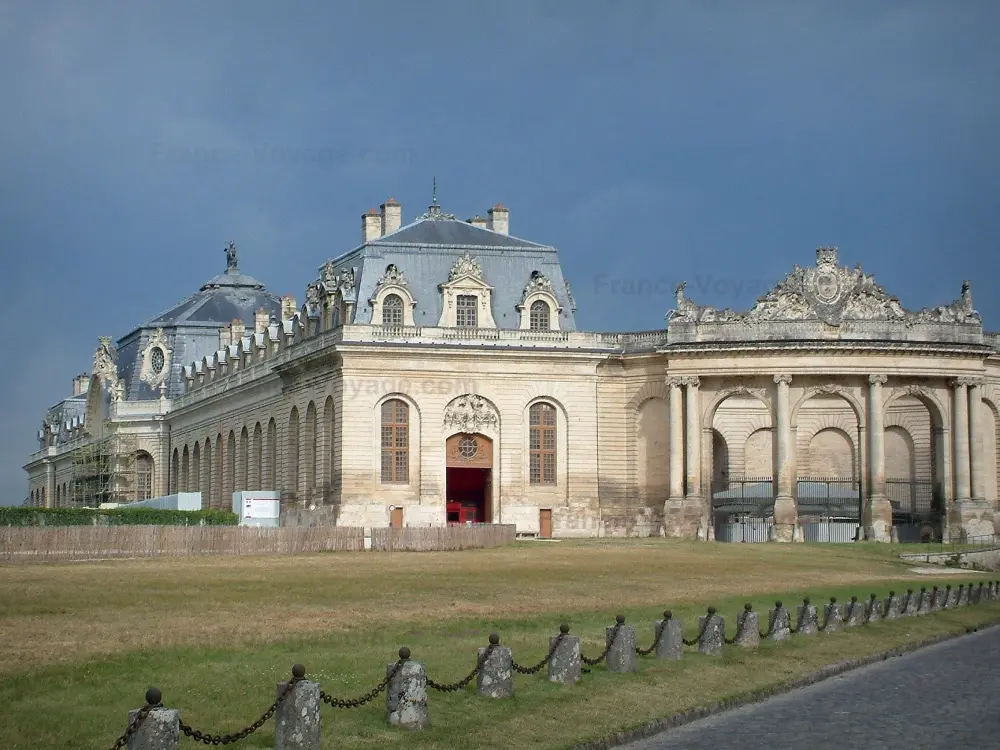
top-left (953, 379), bottom-right (971, 502)
top-left (969, 378), bottom-right (985, 503)
top-left (274, 675), bottom-right (321, 750)
top-left (864, 374), bottom-right (892, 542)
top-left (668, 377), bottom-right (685, 503)
top-left (684, 377), bottom-right (702, 503)
top-left (772, 375), bottom-right (797, 542)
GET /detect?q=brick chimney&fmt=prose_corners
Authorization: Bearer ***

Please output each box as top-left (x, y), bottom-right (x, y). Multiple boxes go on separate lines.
top-left (219, 324), bottom-right (231, 351)
top-left (230, 317), bottom-right (246, 344)
top-left (281, 294), bottom-right (297, 321)
top-left (72, 373), bottom-right (90, 396)
top-left (381, 197), bottom-right (402, 235)
top-left (467, 215), bottom-right (488, 230)
top-left (362, 208), bottom-right (382, 243)
top-left (254, 307), bottom-right (269, 333)
top-left (487, 203), bottom-right (509, 235)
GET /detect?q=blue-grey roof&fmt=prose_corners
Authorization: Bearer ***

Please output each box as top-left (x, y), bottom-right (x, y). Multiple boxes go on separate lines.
top-left (116, 258), bottom-right (282, 400)
top-left (326, 211), bottom-right (578, 331)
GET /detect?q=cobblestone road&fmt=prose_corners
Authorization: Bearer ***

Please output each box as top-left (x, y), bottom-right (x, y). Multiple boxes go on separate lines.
top-left (623, 625), bottom-right (1000, 750)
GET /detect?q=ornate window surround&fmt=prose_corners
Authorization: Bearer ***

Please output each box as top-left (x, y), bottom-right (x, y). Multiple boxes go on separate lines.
top-left (522, 397), bottom-right (569, 497)
top-left (140, 328), bottom-right (172, 390)
top-left (369, 264), bottom-right (416, 327)
top-left (517, 272), bottom-right (562, 331)
top-left (437, 252), bottom-right (497, 328)
top-left (372, 393), bottom-right (421, 491)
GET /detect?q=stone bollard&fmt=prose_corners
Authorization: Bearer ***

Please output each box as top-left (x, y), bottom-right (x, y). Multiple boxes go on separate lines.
top-left (865, 593), bottom-right (882, 624)
top-left (795, 598), bottom-right (818, 636)
top-left (275, 666), bottom-right (320, 750)
top-left (124, 688), bottom-right (179, 750)
top-left (960, 584), bottom-right (971, 606)
top-left (944, 585), bottom-right (957, 609)
top-left (653, 612), bottom-right (684, 660)
top-left (735, 604), bottom-right (760, 648)
top-left (605, 615), bottom-right (637, 673)
top-left (919, 587), bottom-right (934, 615)
top-left (844, 596), bottom-right (863, 627)
top-left (697, 607), bottom-right (725, 655)
top-left (884, 591), bottom-right (902, 620)
top-left (477, 634), bottom-right (513, 699)
top-left (822, 597), bottom-right (842, 634)
top-left (933, 585), bottom-right (946, 610)
top-left (901, 589), bottom-right (918, 617)
top-left (548, 624), bottom-right (582, 685)
top-left (387, 648), bottom-right (428, 730)
top-left (890, 526), bottom-right (900, 543)
top-left (768, 601), bottom-right (791, 641)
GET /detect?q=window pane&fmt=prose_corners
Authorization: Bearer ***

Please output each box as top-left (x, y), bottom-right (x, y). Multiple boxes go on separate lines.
top-left (529, 406), bottom-right (540, 426)
top-left (530, 429), bottom-right (540, 450)
top-left (542, 406), bottom-right (556, 426)
top-left (529, 454), bottom-right (541, 483)
top-left (381, 453), bottom-right (393, 482)
top-left (543, 454), bottom-right (555, 483)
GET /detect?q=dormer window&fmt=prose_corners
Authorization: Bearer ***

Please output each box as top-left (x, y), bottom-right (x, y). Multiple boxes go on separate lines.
top-left (529, 300), bottom-right (550, 331)
top-left (456, 295), bottom-right (478, 328)
top-left (382, 294), bottom-right (404, 326)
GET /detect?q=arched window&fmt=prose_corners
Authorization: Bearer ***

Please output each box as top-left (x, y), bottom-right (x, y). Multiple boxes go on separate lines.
top-left (529, 403), bottom-right (557, 484)
top-left (181, 446), bottom-right (190, 492)
top-left (380, 399), bottom-right (409, 483)
top-left (382, 294), bottom-right (404, 326)
top-left (288, 408), bottom-right (300, 493)
top-left (136, 451), bottom-right (154, 500)
top-left (252, 423), bottom-right (263, 491)
top-left (529, 300), bottom-right (550, 331)
top-left (266, 419), bottom-right (277, 490)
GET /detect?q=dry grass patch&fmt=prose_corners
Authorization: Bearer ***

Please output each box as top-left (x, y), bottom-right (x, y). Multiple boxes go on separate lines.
top-left (0, 539), bottom-right (946, 674)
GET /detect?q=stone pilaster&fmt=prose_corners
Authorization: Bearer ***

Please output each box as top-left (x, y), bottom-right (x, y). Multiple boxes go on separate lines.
top-left (663, 377), bottom-right (700, 537)
top-left (953, 379), bottom-right (971, 502)
top-left (969, 378), bottom-right (985, 502)
top-left (864, 374), bottom-right (892, 542)
top-left (772, 374), bottom-right (797, 542)
top-left (684, 377), bottom-right (702, 503)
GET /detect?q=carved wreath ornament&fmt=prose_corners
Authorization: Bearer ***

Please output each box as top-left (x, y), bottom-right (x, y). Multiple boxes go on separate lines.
top-left (443, 395), bottom-right (499, 434)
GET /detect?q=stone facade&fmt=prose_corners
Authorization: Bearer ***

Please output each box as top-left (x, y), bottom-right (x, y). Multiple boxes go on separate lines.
top-left (23, 195), bottom-right (1000, 542)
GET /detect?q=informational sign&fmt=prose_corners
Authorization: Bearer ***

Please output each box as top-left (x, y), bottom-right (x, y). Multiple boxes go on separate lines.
top-left (232, 491), bottom-right (280, 524)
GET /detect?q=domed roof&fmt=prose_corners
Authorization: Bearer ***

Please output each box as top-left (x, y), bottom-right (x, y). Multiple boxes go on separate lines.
top-left (138, 242), bottom-right (282, 330)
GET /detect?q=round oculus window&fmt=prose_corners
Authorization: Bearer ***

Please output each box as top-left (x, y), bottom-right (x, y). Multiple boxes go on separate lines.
top-left (150, 347), bottom-right (165, 376)
top-left (458, 436), bottom-right (478, 459)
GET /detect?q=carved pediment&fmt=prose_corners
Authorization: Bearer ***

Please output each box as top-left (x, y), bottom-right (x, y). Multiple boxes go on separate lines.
top-left (443, 394), bottom-right (499, 434)
top-left (668, 247), bottom-right (981, 328)
top-left (374, 264), bottom-right (410, 293)
top-left (518, 271), bottom-right (559, 309)
top-left (449, 252), bottom-right (483, 282)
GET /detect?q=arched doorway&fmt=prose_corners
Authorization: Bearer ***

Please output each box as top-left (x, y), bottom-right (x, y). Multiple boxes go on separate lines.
top-left (445, 433), bottom-right (493, 524)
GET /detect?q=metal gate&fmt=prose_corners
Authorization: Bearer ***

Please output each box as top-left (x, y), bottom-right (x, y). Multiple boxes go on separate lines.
top-left (712, 477), bottom-right (775, 543)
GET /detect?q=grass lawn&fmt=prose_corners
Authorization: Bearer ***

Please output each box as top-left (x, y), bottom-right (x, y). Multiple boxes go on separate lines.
top-left (1, 539), bottom-right (998, 749)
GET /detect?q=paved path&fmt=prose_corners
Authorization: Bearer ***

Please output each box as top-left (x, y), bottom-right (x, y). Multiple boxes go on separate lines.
top-left (623, 625), bottom-right (1000, 750)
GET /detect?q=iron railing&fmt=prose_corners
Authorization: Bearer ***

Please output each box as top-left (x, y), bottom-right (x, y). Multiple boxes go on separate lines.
top-left (711, 477), bottom-right (775, 518)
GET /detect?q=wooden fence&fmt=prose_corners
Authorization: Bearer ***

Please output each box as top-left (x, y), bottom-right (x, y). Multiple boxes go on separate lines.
top-left (0, 523), bottom-right (518, 562)
top-left (0, 526), bottom-right (364, 562)
top-left (370, 524), bottom-right (516, 552)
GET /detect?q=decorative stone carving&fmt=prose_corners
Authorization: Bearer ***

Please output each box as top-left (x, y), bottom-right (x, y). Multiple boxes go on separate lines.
top-left (564, 280), bottom-right (577, 312)
top-left (376, 264), bottom-right (410, 292)
top-left (523, 270), bottom-right (554, 297)
top-left (320, 260), bottom-right (337, 289)
top-left (773, 374), bottom-right (793, 386)
top-left (449, 252), bottom-right (483, 281)
top-left (443, 395), bottom-right (499, 434)
top-left (305, 281), bottom-right (323, 311)
top-left (224, 240), bottom-right (238, 271)
top-left (665, 376), bottom-right (685, 388)
top-left (953, 376), bottom-right (984, 388)
top-left (681, 376), bottom-right (701, 387)
top-left (667, 247), bottom-right (981, 329)
top-left (813, 383), bottom-right (844, 394)
top-left (139, 328), bottom-right (172, 389)
top-left (869, 374), bottom-right (888, 386)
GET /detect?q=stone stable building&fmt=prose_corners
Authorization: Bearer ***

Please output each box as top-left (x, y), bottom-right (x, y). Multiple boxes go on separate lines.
top-left (24, 194), bottom-right (1000, 542)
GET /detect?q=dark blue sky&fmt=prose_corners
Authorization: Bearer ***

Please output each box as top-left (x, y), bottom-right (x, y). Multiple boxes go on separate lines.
top-left (2, 1), bottom-right (998, 504)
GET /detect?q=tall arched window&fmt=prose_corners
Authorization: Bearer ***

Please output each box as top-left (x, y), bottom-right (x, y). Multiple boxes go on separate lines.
top-left (214, 436), bottom-right (223, 509)
top-left (529, 403), bottom-right (557, 484)
top-left (529, 300), bottom-right (550, 331)
top-left (225, 431), bottom-right (236, 500)
top-left (304, 402), bottom-right (317, 499)
top-left (182, 446), bottom-right (190, 492)
top-left (266, 419), bottom-right (277, 490)
top-left (380, 399), bottom-right (409, 483)
top-left (252, 423), bottom-right (263, 491)
top-left (288, 408), bottom-right (300, 494)
top-left (324, 396), bottom-right (335, 492)
top-left (238, 426), bottom-right (249, 492)
top-left (135, 451), bottom-right (154, 500)
top-left (382, 294), bottom-right (404, 326)
top-left (171, 448), bottom-right (180, 493)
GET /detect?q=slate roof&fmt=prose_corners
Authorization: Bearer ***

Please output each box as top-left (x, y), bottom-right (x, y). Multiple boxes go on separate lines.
top-left (327, 211), bottom-right (578, 331)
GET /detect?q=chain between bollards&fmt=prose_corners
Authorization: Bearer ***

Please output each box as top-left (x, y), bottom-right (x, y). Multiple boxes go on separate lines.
top-left (724, 604), bottom-right (752, 645)
top-left (682, 609), bottom-right (715, 646)
top-left (321, 650), bottom-right (408, 708)
top-left (512, 625), bottom-right (568, 674)
top-left (427, 637), bottom-right (498, 692)
top-left (637, 611), bottom-right (671, 656)
top-left (581, 615), bottom-right (625, 672)
top-left (108, 688), bottom-right (162, 750)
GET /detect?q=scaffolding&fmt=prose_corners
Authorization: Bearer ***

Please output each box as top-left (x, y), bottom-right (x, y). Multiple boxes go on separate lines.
top-left (70, 431), bottom-right (138, 507)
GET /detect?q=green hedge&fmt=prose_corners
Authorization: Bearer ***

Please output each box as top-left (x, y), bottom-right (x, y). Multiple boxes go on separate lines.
top-left (0, 507), bottom-right (238, 527)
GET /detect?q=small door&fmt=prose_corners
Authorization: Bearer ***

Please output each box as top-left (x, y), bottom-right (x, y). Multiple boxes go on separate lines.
top-left (390, 507), bottom-right (403, 529)
top-left (539, 509), bottom-right (552, 539)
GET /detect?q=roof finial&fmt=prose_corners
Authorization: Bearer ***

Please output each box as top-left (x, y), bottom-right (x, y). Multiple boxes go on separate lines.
top-left (225, 240), bottom-right (238, 272)
top-left (432, 176), bottom-right (438, 205)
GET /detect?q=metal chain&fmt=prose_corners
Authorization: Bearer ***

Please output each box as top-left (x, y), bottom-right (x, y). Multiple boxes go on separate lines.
top-left (863, 596), bottom-right (877, 624)
top-left (845, 598), bottom-right (857, 624)
top-left (179, 677), bottom-right (299, 745)
top-left (682, 613), bottom-right (713, 647)
top-left (724, 608), bottom-right (749, 645)
top-left (816, 599), bottom-right (835, 632)
top-left (320, 658), bottom-right (405, 708)
top-left (900, 589), bottom-right (913, 615)
top-left (426, 645), bottom-right (496, 692)
top-left (512, 631), bottom-right (566, 675)
top-left (109, 701), bottom-right (160, 750)
top-left (582, 622), bottom-right (622, 666)
top-left (636, 620), bottom-right (667, 656)
top-left (759, 607), bottom-right (778, 639)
